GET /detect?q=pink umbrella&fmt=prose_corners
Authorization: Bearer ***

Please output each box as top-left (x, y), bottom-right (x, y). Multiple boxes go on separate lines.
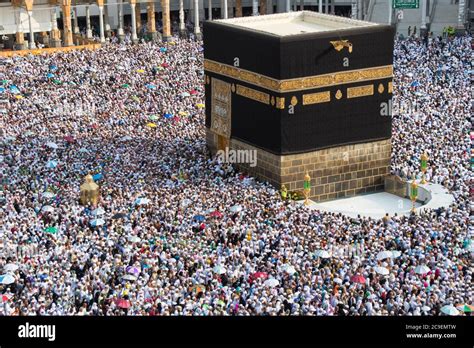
top-left (116, 299), bottom-right (131, 309)
top-left (0, 294), bottom-right (12, 303)
top-left (249, 272), bottom-right (268, 283)
top-left (350, 275), bottom-right (366, 284)
top-left (250, 272), bottom-right (268, 282)
top-left (210, 210), bottom-right (223, 218)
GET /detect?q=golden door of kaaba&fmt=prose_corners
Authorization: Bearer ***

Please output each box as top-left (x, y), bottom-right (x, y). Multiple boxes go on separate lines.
top-left (210, 77), bottom-right (232, 149)
top-left (217, 135), bottom-right (229, 151)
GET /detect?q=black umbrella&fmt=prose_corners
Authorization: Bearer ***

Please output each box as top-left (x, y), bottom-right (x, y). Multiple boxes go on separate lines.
top-left (112, 213), bottom-right (126, 220)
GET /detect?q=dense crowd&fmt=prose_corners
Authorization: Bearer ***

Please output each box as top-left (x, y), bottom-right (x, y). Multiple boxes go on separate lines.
top-left (0, 34), bottom-right (472, 316)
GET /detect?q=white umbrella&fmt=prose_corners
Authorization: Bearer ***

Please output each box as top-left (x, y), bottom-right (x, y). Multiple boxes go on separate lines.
top-left (4, 135), bottom-right (16, 142)
top-left (45, 160), bottom-right (58, 168)
top-left (314, 250), bottom-right (330, 259)
top-left (376, 251), bottom-right (393, 260)
top-left (3, 263), bottom-right (19, 272)
top-left (414, 265), bottom-right (431, 274)
top-left (282, 264), bottom-right (296, 274)
top-left (90, 218), bottom-right (105, 227)
top-left (390, 250), bottom-right (402, 258)
top-left (229, 205), bottom-right (242, 213)
top-left (42, 205), bottom-right (54, 213)
top-left (0, 274), bottom-right (15, 285)
top-left (333, 278), bottom-right (342, 284)
top-left (264, 278), bottom-right (279, 287)
top-left (91, 207), bottom-right (105, 215)
top-left (374, 266), bottom-right (389, 275)
top-left (421, 305), bottom-right (431, 312)
top-left (42, 192), bottom-right (55, 198)
top-left (121, 135), bottom-right (132, 141)
top-left (440, 305), bottom-right (459, 316)
top-left (181, 199), bottom-right (192, 208)
top-left (45, 142), bottom-right (58, 149)
top-left (128, 236), bottom-right (141, 243)
top-left (134, 197), bottom-right (150, 205)
top-left (122, 274), bottom-right (137, 281)
top-left (213, 265), bottom-right (226, 274)
top-left (204, 208), bottom-right (216, 215)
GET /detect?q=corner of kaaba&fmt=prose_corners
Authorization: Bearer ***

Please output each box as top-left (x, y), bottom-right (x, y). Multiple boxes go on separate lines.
top-left (204, 11), bottom-right (394, 201)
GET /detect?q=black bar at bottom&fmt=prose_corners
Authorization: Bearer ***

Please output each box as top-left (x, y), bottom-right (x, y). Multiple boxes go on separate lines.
top-left (0, 316), bottom-right (471, 347)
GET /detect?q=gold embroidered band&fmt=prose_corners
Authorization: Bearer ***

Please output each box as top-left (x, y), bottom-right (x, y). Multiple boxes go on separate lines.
top-left (204, 59), bottom-right (393, 93)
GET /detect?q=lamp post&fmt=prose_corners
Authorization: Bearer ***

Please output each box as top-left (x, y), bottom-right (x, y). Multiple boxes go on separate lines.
top-left (410, 174), bottom-right (418, 213)
top-left (303, 171), bottom-right (311, 206)
top-left (420, 152), bottom-right (429, 184)
top-left (280, 184), bottom-right (287, 200)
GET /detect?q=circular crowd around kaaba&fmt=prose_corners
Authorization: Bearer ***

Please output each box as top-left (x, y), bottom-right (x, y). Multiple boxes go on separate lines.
top-left (0, 33), bottom-right (471, 316)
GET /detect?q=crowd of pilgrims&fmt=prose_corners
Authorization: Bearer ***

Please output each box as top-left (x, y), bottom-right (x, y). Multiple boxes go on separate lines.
top-left (0, 33), bottom-right (472, 316)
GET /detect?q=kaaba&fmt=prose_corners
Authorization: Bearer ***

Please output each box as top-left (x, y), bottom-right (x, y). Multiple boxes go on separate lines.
top-left (204, 11), bottom-right (394, 201)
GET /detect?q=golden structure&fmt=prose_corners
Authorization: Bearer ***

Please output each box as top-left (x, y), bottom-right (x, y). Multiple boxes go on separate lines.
top-left (420, 152), bottom-right (429, 184)
top-left (303, 171), bottom-right (311, 205)
top-left (280, 184), bottom-right (288, 200)
top-left (330, 39), bottom-right (353, 53)
top-left (80, 174), bottom-right (100, 206)
top-left (410, 174), bottom-right (418, 213)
